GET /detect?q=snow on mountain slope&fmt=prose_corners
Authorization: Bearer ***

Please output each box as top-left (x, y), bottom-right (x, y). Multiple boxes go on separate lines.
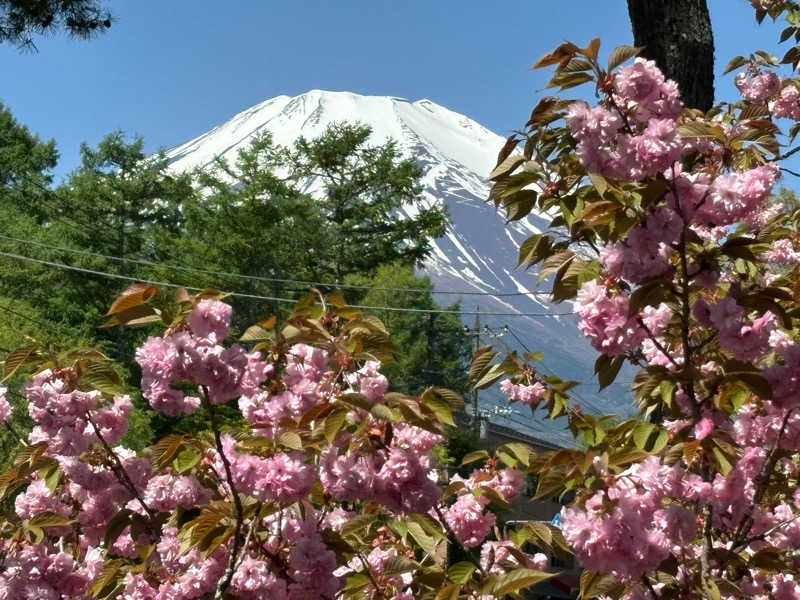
top-left (165, 90), bottom-right (635, 444)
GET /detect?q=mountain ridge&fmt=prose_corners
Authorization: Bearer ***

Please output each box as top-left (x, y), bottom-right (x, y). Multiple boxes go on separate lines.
top-left (164, 89), bottom-right (635, 443)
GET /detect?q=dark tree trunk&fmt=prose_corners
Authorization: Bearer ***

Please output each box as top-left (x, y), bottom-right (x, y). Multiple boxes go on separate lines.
top-left (626, 0), bottom-right (715, 111)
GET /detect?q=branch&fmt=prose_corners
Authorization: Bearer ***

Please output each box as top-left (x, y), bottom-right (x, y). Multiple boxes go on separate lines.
top-left (669, 177), bottom-right (702, 419)
top-left (234, 503), bottom-right (262, 572)
top-left (779, 166), bottom-right (800, 178)
top-left (202, 387), bottom-right (245, 600)
top-left (432, 504), bottom-right (487, 577)
top-left (775, 145), bottom-right (800, 161)
top-left (357, 552), bottom-right (387, 600)
top-left (85, 413), bottom-right (157, 524)
top-left (730, 408), bottom-right (796, 553)
top-left (699, 504), bottom-right (714, 597)
top-left (635, 316), bottom-right (681, 370)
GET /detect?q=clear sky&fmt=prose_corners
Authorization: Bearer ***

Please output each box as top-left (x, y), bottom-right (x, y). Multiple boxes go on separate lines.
top-left (0, 0), bottom-right (781, 181)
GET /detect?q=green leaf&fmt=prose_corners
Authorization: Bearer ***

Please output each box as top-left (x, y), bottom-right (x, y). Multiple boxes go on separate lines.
top-left (723, 372), bottom-right (771, 399)
top-left (29, 511), bottom-right (73, 528)
top-left (2, 343), bottom-right (39, 381)
top-left (324, 408), bottom-right (347, 443)
top-left (535, 465), bottom-right (567, 500)
top-left (712, 445), bottom-right (733, 476)
top-left (448, 562), bottom-right (476, 585)
top-left (340, 513), bottom-right (377, 539)
top-left (150, 434), bottom-right (185, 471)
top-left (428, 387), bottom-right (465, 411)
top-left (80, 362), bottom-right (123, 395)
top-left (580, 571), bottom-right (624, 599)
top-left (344, 573), bottom-right (371, 592)
top-left (88, 559), bottom-right (125, 598)
top-left (545, 71), bottom-right (594, 91)
top-left (498, 442), bottom-right (532, 467)
top-left (632, 422), bottom-right (656, 450)
top-left (174, 448), bottom-right (202, 474)
top-left (434, 584), bottom-right (461, 600)
top-left (421, 392), bottom-right (455, 426)
top-left (489, 154), bottom-right (525, 181)
top-left (382, 555), bottom-right (417, 576)
top-left (722, 55), bottom-right (748, 75)
top-left (278, 431), bottom-right (303, 451)
top-left (407, 521), bottom-right (439, 557)
top-left (239, 325), bottom-right (271, 341)
top-left (461, 450), bottom-right (489, 466)
top-left (628, 280), bottom-right (666, 316)
top-left (493, 568), bottom-right (555, 596)
top-left (468, 346), bottom-right (496, 384)
top-left (595, 354), bottom-right (624, 391)
top-left (707, 580), bottom-right (721, 600)
top-left (100, 304), bottom-right (159, 328)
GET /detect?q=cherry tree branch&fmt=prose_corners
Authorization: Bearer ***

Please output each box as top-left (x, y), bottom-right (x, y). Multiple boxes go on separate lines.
top-left (85, 413), bottom-right (156, 524)
top-left (729, 407), bottom-right (796, 553)
top-left (433, 504), bottom-right (487, 578)
top-left (202, 386), bottom-right (245, 600)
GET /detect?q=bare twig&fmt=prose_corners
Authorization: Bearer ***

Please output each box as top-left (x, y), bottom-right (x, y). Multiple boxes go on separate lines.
top-left (86, 413), bottom-right (156, 523)
top-left (202, 387), bottom-right (245, 600)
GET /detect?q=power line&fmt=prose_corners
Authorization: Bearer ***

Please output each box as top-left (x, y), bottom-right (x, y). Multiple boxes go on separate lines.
top-left (500, 324), bottom-right (632, 387)
top-left (0, 232), bottom-right (551, 299)
top-left (0, 249), bottom-right (576, 317)
top-left (0, 302), bottom-right (60, 334)
top-left (488, 320), bottom-right (607, 415)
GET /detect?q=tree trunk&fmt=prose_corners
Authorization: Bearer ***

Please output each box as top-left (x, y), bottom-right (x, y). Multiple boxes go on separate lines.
top-left (626, 0), bottom-right (715, 111)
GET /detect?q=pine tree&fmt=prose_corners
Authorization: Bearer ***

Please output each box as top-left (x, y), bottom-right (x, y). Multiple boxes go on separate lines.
top-left (0, 0), bottom-right (111, 49)
top-left (285, 123), bottom-right (449, 281)
top-left (345, 263), bottom-right (470, 395)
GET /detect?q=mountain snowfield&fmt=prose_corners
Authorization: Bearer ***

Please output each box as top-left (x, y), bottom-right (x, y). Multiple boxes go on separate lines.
top-left (165, 89), bottom-right (635, 444)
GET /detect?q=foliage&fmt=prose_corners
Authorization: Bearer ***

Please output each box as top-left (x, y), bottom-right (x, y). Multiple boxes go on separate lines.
top-left (169, 131), bottom-right (327, 326)
top-left (473, 4), bottom-right (800, 596)
top-left (284, 122), bottom-right (449, 281)
top-left (0, 0), bottom-right (111, 49)
top-left (344, 262), bottom-right (471, 395)
top-left (0, 287), bottom-right (561, 599)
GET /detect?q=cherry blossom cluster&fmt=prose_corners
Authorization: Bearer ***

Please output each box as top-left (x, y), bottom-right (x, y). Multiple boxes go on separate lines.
top-left (565, 58), bottom-right (683, 182)
top-left (136, 298), bottom-right (271, 416)
top-left (0, 386), bottom-right (9, 424)
top-left (2, 296), bottom-right (542, 600)
top-left (574, 280), bottom-right (671, 356)
top-left (499, 378), bottom-right (546, 407)
top-left (514, 24), bottom-right (800, 596)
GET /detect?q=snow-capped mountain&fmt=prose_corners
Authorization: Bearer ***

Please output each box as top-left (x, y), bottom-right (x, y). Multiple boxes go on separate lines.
top-left (165, 90), bottom-right (635, 444)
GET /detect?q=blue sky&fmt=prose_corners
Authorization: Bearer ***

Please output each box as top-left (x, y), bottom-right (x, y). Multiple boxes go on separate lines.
top-left (0, 0), bottom-right (782, 180)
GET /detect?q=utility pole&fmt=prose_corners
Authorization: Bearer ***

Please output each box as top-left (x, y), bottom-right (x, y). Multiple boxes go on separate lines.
top-left (464, 314), bottom-right (509, 431)
top-left (462, 307), bottom-right (482, 429)
top-left (471, 308), bottom-right (480, 426)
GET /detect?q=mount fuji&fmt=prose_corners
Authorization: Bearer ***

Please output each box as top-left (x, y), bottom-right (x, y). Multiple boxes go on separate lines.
top-left (164, 90), bottom-right (635, 444)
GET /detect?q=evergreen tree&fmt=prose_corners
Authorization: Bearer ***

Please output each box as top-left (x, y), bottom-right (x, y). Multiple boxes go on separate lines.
top-left (0, 100), bottom-right (58, 213)
top-left (285, 123), bottom-right (449, 281)
top-left (345, 263), bottom-right (470, 395)
top-left (0, 131), bottom-right (194, 357)
top-left (171, 132), bottom-right (325, 327)
top-left (0, 0), bottom-right (111, 49)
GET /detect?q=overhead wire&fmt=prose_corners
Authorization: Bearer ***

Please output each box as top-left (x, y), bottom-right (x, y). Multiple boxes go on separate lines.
top-left (486, 320), bottom-right (606, 416)
top-left (0, 232), bottom-right (552, 299)
top-left (9, 176), bottom-right (556, 298)
top-left (0, 302), bottom-right (56, 332)
top-left (0, 249), bottom-right (577, 317)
